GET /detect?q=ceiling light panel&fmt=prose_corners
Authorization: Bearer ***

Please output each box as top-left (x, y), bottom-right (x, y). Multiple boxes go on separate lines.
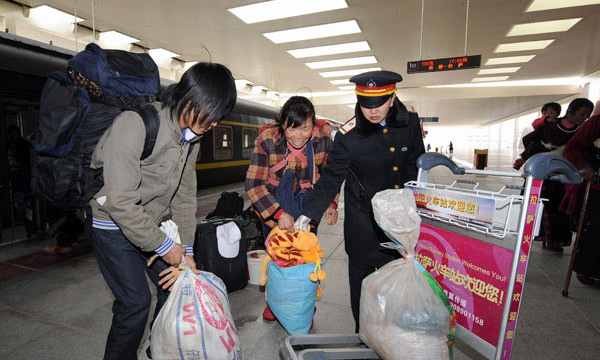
top-left (478, 67), bottom-right (521, 75)
top-left (29, 5), bottom-right (84, 23)
top-left (228, 0), bottom-right (347, 24)
top-left (264, 20), bottom-right (361, 44)
top-left (319, 67), bottom-right (381, 78)
top-left (99, 30), bottom-right (139, 44)
top-left (485, 55), bottom-right (535, 65)
top-left (495, 40), bottom-right (554, 53)
top-left (288, 41), bottom-right (370, 58)
top-left (507, 18), bottom-right (582, 36)
top-left (472, 76), bottom-right (510, 82)
top-left (305, 56), bottom-right (377, 69)
top-left (330, 79), bottom-right (351, 85)
top-left (527, 0), bottom-right (600, 12)
top-left (338, 85), bottom-right (355, 90)
top-left (148, 48), bottom-right (180, 59)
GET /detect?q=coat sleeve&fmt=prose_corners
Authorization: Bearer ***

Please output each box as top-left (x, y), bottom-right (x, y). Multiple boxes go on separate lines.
top-left (245, 135), bottom-right (281, 221)
top-left (100, 112), bottom-right (170, 252)
top-left (563, 115), bottom-right (600, 169)
top-left (302, 131), bottom-right (352, 221)
top-left (406, 114), bottom-right (426, 182)
top-left (170, 142), bottom-right (199, 247)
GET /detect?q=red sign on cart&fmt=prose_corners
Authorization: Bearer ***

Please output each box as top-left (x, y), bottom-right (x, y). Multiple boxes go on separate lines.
top-left (416, 224), bottom-right (513, 345)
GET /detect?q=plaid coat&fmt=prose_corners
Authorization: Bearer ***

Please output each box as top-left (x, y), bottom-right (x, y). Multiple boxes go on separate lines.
top-left (245, 123), bottom-right (333, 227)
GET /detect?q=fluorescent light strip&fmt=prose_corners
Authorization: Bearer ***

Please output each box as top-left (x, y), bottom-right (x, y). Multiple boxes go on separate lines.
top-left (330, 79), bottom-right (351, 85)
top-left (228, 0), bottom-right (348, 24)
top-left (264, 20), bottom-right (361, 44)
top-left (338, 85), bottom-right (355, 90)
top-left (319, 67), bottom-right (381, 78)
top-left (29, 5), bottom-right (84, 23)
top-left (478, 67), bottom-right (520, 75)
top-left (148, 48), bottom-right (180, 59)
top-left (288, 41), bottom-right (370, 58)
top-left (426, 77), bottom-right (586, 88)
top-left (495, 40), bottom-right (554, 53)
top-left (472, 76), bottom-right (509, 82)
top-left (306, 56), bottom-right (377, 69)
top-left (485, 55), bottom-right (535, 65)
top-left (99, 30), bottom-right (139, 44)
top-left (507, 18), bottom-right (582, 36)
top-left (527, 0), bottom-right (600, 12)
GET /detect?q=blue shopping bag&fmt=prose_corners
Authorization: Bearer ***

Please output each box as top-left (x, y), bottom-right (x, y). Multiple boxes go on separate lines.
top-left (266, 261), bottom-right (318, 334)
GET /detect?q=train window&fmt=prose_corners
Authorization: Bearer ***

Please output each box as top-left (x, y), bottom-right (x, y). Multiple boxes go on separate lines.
top-left (242, 128), bottom-right (258, 159)
top-left (213, 125), bottom-right (233, 160)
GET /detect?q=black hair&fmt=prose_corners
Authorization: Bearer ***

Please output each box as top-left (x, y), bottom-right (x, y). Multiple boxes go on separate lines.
top-left (541, 102), bottom-right (561, 114)
top-left (566, 98), bottom-right (594, 116)
top-left (161, 62), bottom-right (236, 127)
top-left (276, 96), bottom-right (315, 142)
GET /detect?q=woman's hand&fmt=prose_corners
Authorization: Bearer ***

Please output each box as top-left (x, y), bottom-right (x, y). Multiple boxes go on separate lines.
top-left (183, 255), bottom-right (200, 274)
top-left (159, 266), bottom-right (183, 291)
top-left (278, 212), bottom-right (295, 232)
top-left (324, 204), bottom-right (338, 226)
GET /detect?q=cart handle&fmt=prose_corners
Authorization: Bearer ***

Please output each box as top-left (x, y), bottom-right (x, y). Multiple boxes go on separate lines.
top-left (417, 153), bottom-right (465, 175)
top-left (523, 153), bottom-right (583, 184)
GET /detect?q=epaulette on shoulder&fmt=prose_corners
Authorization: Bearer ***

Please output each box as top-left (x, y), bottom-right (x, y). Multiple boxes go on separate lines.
top-left (339, 118), bottom-right (356, 135)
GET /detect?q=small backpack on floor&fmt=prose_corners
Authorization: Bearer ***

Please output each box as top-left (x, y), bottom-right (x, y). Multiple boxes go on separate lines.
top-left (31, 43), bottom-right (160, 212)
top-left (206, 192), bottom-right (244, 219)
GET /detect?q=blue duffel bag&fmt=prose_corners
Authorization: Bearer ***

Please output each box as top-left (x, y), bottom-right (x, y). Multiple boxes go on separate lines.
top-left (266, 262), bottom-right (318, 334)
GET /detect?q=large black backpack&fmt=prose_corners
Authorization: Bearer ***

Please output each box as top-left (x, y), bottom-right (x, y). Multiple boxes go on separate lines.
top-left (31, 43), bottom-right (160, 211)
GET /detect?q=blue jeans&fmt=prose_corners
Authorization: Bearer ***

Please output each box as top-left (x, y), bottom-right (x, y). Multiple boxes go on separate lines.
top-left (92, 228), bottom-right (169, 360)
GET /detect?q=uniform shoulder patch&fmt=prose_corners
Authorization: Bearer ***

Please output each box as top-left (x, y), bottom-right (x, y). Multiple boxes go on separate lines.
top-left (339, 118), bottom-right (356, 135)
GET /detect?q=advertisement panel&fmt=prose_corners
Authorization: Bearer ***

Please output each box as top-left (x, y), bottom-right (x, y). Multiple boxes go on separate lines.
top-left (416, 224), bottom-right (512, 345)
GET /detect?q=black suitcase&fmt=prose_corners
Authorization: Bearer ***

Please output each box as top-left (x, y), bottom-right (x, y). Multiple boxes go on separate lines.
top-left (193, 218), bottom-right (248, 292)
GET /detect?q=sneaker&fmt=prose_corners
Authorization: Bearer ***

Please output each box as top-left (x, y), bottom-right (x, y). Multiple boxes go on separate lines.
top-left (262, 305), bottom-right (276, 321)
top-left (43, 245), bottom-right (73, 255)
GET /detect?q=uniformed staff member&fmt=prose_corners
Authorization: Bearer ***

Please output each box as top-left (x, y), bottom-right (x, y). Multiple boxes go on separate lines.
top-left (295, 70), bottom-right (425, 332)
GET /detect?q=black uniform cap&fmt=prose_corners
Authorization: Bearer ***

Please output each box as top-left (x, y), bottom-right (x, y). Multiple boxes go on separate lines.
top-left (350, 70), bottom-right (403, 108)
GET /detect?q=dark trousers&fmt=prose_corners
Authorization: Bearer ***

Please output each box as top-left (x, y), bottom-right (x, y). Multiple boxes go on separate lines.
top-left (92, 228), bottom-right (169, 360)
top-left (348, 260), bottom-right (378, 333)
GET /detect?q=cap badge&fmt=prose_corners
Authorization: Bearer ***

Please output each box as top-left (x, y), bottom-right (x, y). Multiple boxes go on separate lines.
top-left (366, 79), bottom-right (376, 87)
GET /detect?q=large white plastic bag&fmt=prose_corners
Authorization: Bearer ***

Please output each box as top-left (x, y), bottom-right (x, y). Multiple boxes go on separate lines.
top-left (151, 270), bottom-right (241, 360)
top-left (359, 189), bottom-right (452, 360)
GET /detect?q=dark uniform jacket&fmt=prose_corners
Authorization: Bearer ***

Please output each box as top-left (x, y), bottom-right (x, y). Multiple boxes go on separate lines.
top-left (302, 98), bottom-right (425, 265)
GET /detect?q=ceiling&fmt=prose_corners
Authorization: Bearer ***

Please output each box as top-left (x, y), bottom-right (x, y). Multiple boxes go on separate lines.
top-left (15, 0), bottom-right (600, 125)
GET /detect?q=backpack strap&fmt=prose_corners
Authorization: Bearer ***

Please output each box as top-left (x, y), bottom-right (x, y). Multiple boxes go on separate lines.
top-left (131, 104), bottom-right (160, 160)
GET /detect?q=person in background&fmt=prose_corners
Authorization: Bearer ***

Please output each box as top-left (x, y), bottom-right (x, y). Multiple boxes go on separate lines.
top-left (427, 143), bottom-right (431, 152)
top-left (89, 62), bottom-right (236, 360)
top-left (449, 141), bottom-right (453, 154)
top-left (531, 102), bottom-right (562, 130)
top-left (561, 111), bottom-right (600, 284)
top-left (245, 96), bottom-right (338, 321)
top-left (521, 98), bottom-right (593, 251)
top-left (295, 70), bottom-right (425, 332)
top-left (513, 102), bottom-right (562, 170)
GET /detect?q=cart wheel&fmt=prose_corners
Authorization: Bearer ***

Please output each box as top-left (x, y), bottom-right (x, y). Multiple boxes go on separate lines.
top-left (562, 290), bottom-right (568, 297)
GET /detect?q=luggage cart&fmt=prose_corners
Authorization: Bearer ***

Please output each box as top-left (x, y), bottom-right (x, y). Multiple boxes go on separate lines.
top-left (279, 153), bottom-right (582, 360)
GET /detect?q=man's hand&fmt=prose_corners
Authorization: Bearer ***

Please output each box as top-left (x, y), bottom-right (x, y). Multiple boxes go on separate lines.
top-left (278, 212), bottom-right (295, 232)
top-left (324, 205), bottom-right (338, 226)
top-left (580, 167), bottom-right (596, 182)
top-left (162, 243), bottom-right (186, 267)
top-left (294, 215), bottom-right (312, 231)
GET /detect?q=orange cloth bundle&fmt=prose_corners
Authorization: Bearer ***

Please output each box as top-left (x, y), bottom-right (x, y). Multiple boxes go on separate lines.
top-left (260, 227), bottom-right (327, 296)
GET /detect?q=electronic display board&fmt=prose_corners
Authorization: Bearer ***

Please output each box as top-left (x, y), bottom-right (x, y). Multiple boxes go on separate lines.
top-left (407, 55), bottom-right (481, 74)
